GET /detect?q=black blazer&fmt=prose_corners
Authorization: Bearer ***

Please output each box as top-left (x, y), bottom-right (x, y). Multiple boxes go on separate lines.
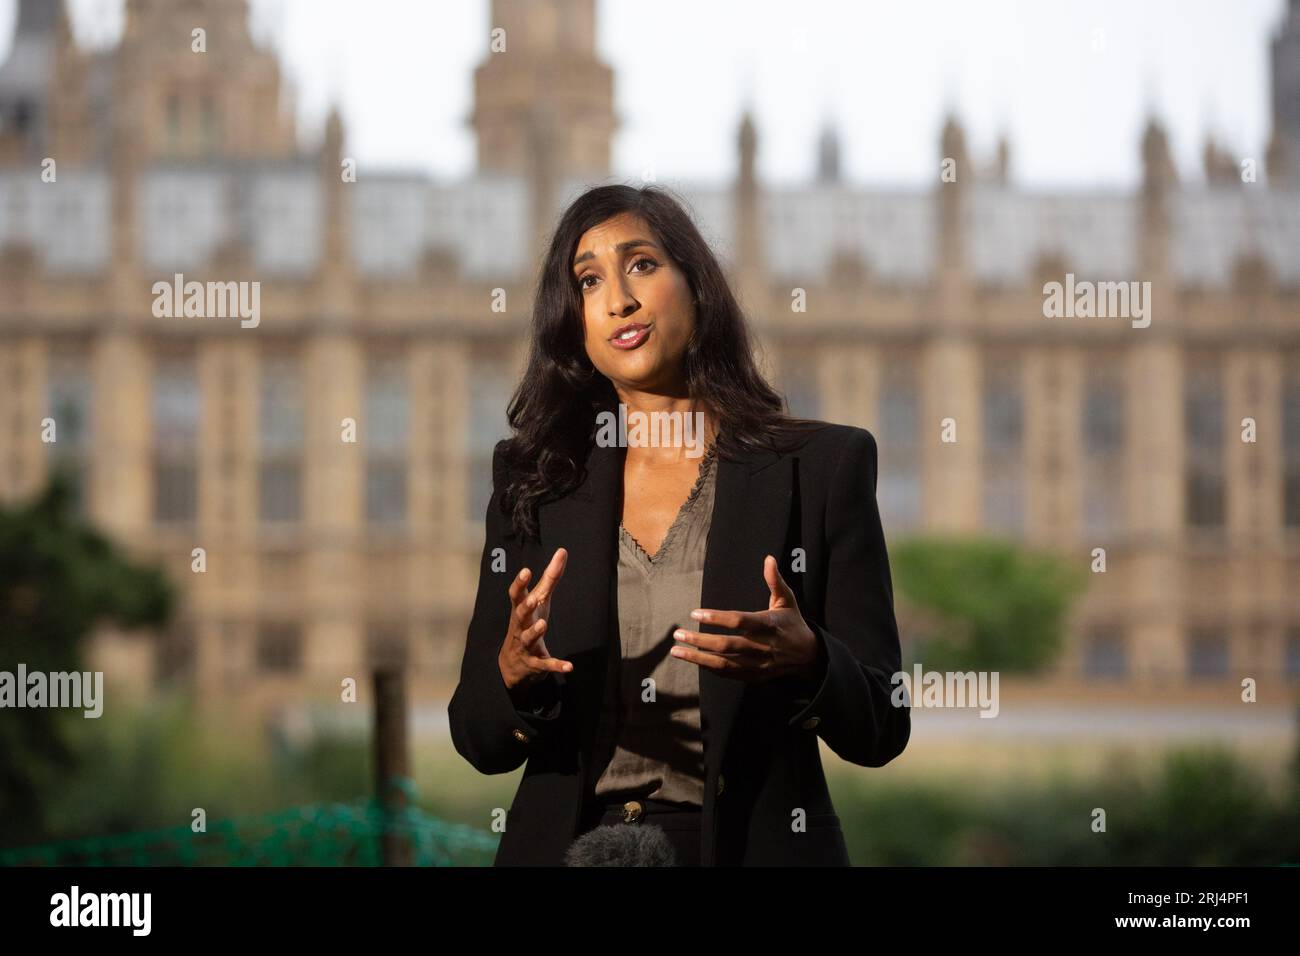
top-left (448, 421), bottom-right (910, 866)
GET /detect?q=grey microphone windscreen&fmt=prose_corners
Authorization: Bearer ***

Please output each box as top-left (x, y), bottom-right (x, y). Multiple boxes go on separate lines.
top-left (564, 823), bottom-right (677, 866)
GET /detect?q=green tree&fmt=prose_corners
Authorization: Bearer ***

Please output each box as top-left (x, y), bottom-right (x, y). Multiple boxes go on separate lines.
top-left (890, 535), bottom-right (1086, 673)
top-left (0, 473), bottom-right (174, 845)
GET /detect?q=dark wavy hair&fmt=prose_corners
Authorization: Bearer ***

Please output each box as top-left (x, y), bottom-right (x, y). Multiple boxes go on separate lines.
top-left (496, 182), bottom-right (824, 542)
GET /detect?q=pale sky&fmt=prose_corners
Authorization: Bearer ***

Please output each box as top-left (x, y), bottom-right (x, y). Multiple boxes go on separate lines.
top-left (0, 0), bottom-right (1290, 188)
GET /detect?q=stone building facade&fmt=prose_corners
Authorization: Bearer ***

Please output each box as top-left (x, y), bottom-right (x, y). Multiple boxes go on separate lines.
top-left (1, 0), bottom-right (1298, 709)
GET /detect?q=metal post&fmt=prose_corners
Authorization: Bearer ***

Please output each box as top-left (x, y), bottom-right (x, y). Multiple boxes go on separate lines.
top-left (373, 667), bottom-right (412, 866)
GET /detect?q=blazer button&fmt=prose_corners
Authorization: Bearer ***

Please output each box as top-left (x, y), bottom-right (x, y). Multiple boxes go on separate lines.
top-left (511, 728), bottom-right (530, 743)
top-left (716, 774), bottom-right (726, 796)
top-left (801, 716), bottom-right (821, 730)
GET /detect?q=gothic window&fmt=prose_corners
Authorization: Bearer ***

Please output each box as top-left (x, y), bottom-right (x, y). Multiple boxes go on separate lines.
top-left (1284, 356), bottom-right (1300, 528)
top-left (983, 355), bottom-right (1024, 535)
top-left (1082, 358), bottom-right (1125, 537)
top-left (365, 354), bottom-right (409, 527)
top-left (780, 349), bottom-right (820, 420)
top-left (256, 621), bottom-right (302, 674)
top-left (467, 353), bottom-right (513, 525)
top-left (1187, 626), bottom-right (1229, 679)
top-left (878, 354), bottom-right (921, 533)
top-left (152, 352), bottom-right (201, 524)
top-left (1184, 358), bottom-right (1225, 529)
top-left (258, 353), bottom-right (304, 525)
top-left (1081, 625), bottom-right (1127, 679)
top-left (46, 347), bottom-right (93, 516)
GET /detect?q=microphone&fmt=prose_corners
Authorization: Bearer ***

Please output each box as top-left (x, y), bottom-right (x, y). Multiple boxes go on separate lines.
top-left (564, 823), bottom-right (677, 866)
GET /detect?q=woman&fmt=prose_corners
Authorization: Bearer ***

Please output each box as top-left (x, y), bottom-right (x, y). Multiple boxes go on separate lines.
top-left (448, 183), bottom-right (909, 866)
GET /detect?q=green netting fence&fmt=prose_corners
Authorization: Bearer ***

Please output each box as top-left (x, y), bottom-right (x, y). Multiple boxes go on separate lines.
top-left (0, 793), bottom-right (500, 867)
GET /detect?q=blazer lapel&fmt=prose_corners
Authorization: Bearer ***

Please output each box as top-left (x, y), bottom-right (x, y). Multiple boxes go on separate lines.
top-left (698, 444), bottom-right (793, 776)
top-left (536, 438), bottom-right (794, 777)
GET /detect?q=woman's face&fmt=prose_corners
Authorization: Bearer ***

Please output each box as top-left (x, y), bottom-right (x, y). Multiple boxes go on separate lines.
top-left (573, 212), bottom-right (695, 396)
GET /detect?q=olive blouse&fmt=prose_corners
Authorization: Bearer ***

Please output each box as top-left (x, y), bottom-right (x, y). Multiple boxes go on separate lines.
top-left (590, 444), bottom-right (719, 807)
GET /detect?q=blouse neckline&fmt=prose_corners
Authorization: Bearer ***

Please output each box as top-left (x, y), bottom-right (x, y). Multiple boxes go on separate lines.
top-left (618, 443), bottom-right (717, 566)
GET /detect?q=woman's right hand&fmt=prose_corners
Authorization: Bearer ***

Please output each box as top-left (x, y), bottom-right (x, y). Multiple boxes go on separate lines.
top-left (499, 547), bottom-right (573, 697)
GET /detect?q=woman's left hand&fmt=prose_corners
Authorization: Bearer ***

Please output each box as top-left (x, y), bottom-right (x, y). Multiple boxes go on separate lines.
top-left (671, 554), bottom-right (825, 684)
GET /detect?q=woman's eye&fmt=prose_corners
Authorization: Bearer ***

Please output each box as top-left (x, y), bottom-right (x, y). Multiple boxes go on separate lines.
top-left (578, 274), bottom-right (596, 290)
top-left (631, 257), bottom-right (657, 274)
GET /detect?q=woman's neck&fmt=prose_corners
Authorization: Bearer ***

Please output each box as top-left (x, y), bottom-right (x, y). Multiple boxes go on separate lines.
top-left (613, 391), bottom-right (716, 466)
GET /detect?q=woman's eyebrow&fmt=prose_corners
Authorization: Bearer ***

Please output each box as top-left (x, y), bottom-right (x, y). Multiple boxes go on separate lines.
top-left (572, 238), bottom-right (658, 271)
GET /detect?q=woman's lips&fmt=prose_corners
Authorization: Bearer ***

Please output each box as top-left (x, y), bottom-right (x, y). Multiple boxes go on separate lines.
top-left (609, 324), bottom-right (652, 350)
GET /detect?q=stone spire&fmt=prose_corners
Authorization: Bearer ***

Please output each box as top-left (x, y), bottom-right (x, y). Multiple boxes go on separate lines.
top-left (1141, 116), bottom-right (1178, 193)
top-left (1140, 116), bottom-right (1176, 282)
top-left (816, 119), bottom-right (841, 185)
top-left (470, 0), bottom-right (616, 182)
top-left (316, 103), bottom-right (355, 323)
top-left (1271, 0), bottom-right (1300, 177)
top-left (937, 113), bottom-right (968, 281)
top-left (1202, 134), bottom-right (1239, 185)
top-left (990, 133), bottom-right (1010, 184)
top-left (734, 109), bottom-right (762, 284)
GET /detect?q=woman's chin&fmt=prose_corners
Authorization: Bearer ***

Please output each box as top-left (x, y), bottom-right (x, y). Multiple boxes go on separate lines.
top-left (606, 354), bottom-right (661, 383)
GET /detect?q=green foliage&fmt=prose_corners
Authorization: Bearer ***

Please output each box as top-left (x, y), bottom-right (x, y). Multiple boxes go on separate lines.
top-left (8, 695), bottom-right (1297, 866)
top-left (0, 474), bottom-right (175, 844)
top-left (270, 725), bottom-right (370, 805)
top-left (889, 535), bottom-right (1087, 672)
top-left (835, 745), bottom-right (1300, 866)
top-left (0, 694), bottom-right (494, 865)
top-left (33, 694), bottom-right (371, 844)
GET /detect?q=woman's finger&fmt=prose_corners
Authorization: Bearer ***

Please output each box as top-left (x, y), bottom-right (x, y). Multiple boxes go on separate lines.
top-left (512, 588), bottom-right (538, 629)
top-left (508, 567), bottom-right (532, 607)
top-left (517, 616), bottom-right (549, 651)
top-left (526, 547), bottom-right (568, 609)
top-left (689, 607), bottom-right (775, 634)
top-left (669, 644), bottom-right (737, 673)
top-left (673, 628), bottom-right (766, 656)
top-left (528, 655), bottom-right (574, 675)
top-left (764, 554), bottom-right (799, 610)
